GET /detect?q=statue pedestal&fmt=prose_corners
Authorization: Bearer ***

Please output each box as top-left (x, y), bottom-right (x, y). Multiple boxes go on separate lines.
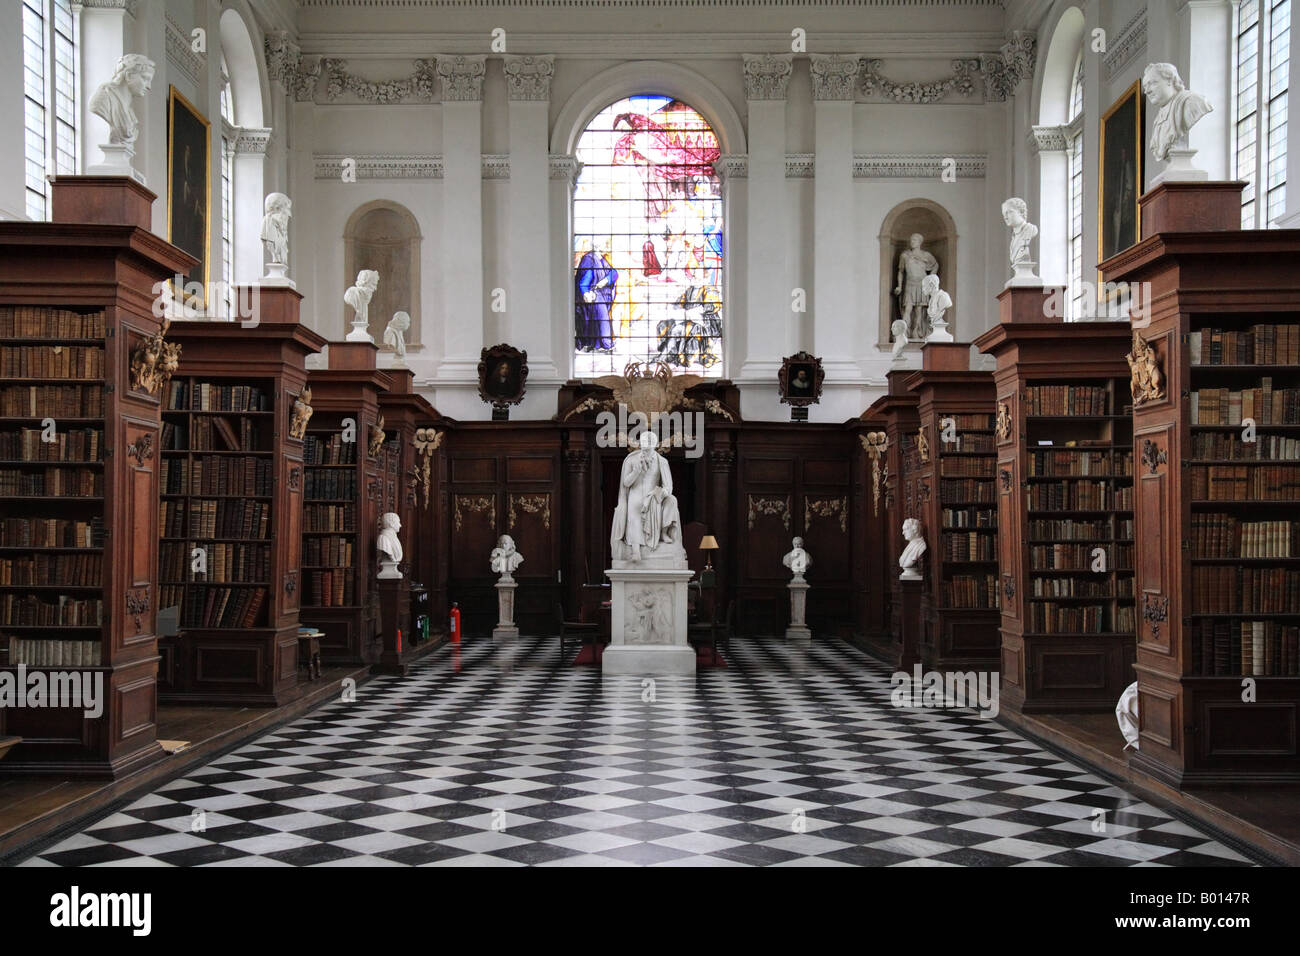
top-left (603, 565), bottom-right (696, 675)
top-left (260, 263), bottom-right (296, 289)
top-left (492, 578), bottom-right (519, 642)
top-left (86, 143), bottom-right (145, 185)
top-left (786, 577), bottom-right (811, 641)
top-left (378, 559), bottom-right (402, 580)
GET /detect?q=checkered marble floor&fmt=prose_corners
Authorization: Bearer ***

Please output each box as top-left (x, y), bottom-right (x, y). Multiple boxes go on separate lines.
top-left (19, 636), bottom-right (1258, 867)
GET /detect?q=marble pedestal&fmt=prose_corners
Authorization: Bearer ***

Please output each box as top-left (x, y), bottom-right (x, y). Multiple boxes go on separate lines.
top-left (786, 577), bottom-right (811, 641)
top-left (492, 578), bottom-right (519, 642)
top-left (603, 564), bottom-right (696, 675)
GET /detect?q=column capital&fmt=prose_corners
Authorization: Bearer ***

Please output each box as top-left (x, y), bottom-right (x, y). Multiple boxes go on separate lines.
top-left (549, 153), bottom-right (583, 188)
top-left (1028, 124), bottom-right (1070, 155)
top-left (503, 55), bottom-right (555, 102)
top-left (438, 54), bottom-right (487, 102)
top-left (743, 53), bottom-right (794, 101)
top-left (232, 127), bottom-right (272, 155)
top-left (809, 54), bottom-right (861, 101)
top-left (712, 154), bottom-right (748, 180)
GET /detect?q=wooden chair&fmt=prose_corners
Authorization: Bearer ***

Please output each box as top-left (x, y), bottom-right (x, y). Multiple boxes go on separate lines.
top-left (687, 581), bottom-right (721, 665)
top-left (555, 601), bottom-right (601, 663)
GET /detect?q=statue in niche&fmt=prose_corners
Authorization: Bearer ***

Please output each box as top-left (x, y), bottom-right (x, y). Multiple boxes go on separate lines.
top-left (344, 269), bottom-right (379, 342)
top-left (490, 534), bottom-right (525, 580)
top-left (90, 54), bottom-right (155, 147)
top-left (610, 430), bottom-right (683, 564)
top-left (894, 233), bottom-right (939, 340)
top-left (1143, 62), bottom-right (1212, 163)
top-left (260, 193), bottom-right (292, 267)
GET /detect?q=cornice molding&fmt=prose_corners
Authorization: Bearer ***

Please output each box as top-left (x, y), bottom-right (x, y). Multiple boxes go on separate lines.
top-left (298, 0), bottom-right (1002, 5)
top-left (314, 153), bottom-right (444, 179)
top-left (1103, 8), bottom-right (1147, 82)
top-left (785, 153), bottom-right (815, 179)
top-left (482, 154), bottom-right (511, 179)
top-left (437, 54), bottom-right (487, 101)
top-left (165, 15), bottom-right (204, 86)
top-left (853, 153), bottom-right (986, 179)
top-left (742, 53), bottom-right (793, 101)
top-left (503, 54), bottom-right (555, 101)
top-left (80, 0), bottom-right (136, 11)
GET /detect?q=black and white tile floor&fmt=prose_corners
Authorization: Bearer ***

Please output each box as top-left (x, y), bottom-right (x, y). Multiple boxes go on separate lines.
top-left (20, 637), bottom-right (1257, 867)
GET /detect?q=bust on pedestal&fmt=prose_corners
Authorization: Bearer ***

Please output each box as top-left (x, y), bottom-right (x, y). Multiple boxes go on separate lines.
top-left (899, 518), bottom-right (927, 580)
top-left (490, 534), bottom-right (524, 642)
top-left (377, 512), bottom-right (403, 580)
top-left (87, 55), bottom-right (154, 183)
top-left (604, 432), bottom-right (695, 675)
top-left (782, 537), bottom-right (813, 641)
top-left (260, 193), bottom-right (295, 287)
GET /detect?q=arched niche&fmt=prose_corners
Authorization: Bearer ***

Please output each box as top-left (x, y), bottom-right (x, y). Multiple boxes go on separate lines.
top-left (1033, 6), bottom-right (1086, 286)
top-left (877, 199), bottom-right (958, 347)
top-left (219, 5), bottom-right (268, 129)
top-left (344, 201), bottom-right (423, 348)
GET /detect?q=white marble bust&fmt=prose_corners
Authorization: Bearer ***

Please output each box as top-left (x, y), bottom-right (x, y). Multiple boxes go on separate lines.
top-left (344, 270), bottom-right (380, 343)
top-left (490, 534), bottom-right (524, 580)
top-left (90, 54), bottom-right (154, 147)
top-left (384, 311), bottom-right (410, 364)
top-left (899, 517), bottom-right (927, 580)
top-left (377, 512), bottom-right (403, 578)
top-left (1001, 197), bottom-right (1040, 284)
top-left (260, 193), bottom-right (291, 267)
top-left (890, 319), bottom-right (910, 363)
top-left (1143, 62), bottom-right (1212, 162)
top-left (923, 273), bottom-right (953, 343)
top-left (782, 536), bottom-right (813, 579)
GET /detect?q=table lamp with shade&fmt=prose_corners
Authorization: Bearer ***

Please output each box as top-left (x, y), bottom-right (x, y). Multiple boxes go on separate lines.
top-left (699, 534), bottom-right (719, 588)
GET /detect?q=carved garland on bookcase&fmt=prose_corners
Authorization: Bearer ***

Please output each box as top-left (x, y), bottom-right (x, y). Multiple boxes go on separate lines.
top-left (413, 427), bottom-right (443, 510)
top-left (747, 495), bottom-right (791, 531)
top-left (125, 587), bottom-right (150, 634)
top-left (288, 466), bottom-right (302, 491)
top-left (454, 494), bottom-right (494, 532)
top-left (1127, 331), bottom-right (1166, 407)
top-left (998, 468), bottom-right (1012, 493)
top-left (1142, 592), bottom-right (1169, 639)
top-left (130, 319), bottom-right (181, 395)
top-left (1140, 439), bottom-right (1168, 476)
top-left (918, 481), bottom-right (932, 504)
top-left (882, 462), bottom-right (893, 512)
top-left (916, 425), bottom-right (930, 464)
top-left (860, 432), bottom-right (889, 517)
top-left (509, 494), bottom-right (551, 531)
top-left (368, 414), bottom-right (387, 459)
top-left (289, 387), bottom-right (314, 440)
top-left (126, 434), bottom-right (155, 466)
top-left (806, 496), bottom-right (848, 534)
top-left (996, 401), bottom-right (1012, 441)
top-left (1002, 574), bottom-right (1016, 606)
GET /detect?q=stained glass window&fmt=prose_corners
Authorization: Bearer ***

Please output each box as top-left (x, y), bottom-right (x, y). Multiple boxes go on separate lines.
top-left (573, 96), bottom-right (724, 377)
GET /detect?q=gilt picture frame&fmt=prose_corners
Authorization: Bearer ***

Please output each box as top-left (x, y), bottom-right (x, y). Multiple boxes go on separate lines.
top-left (167, 86), bottom-right (211, 310)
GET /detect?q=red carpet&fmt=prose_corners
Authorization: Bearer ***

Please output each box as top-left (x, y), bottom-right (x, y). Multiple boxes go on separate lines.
top-left (569, 644), bottom-right (726, 668)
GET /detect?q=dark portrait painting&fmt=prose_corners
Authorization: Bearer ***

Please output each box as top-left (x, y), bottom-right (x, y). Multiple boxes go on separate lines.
top-left (167, 87), bottom-right (210, 308)
top-left (778, 351), bottom-right (824, 407)
top-left (478, 344), bottom-right (529, 407)
top-left (486, 359), bottom-right (520, 399)
top-left (1099, 81), bottom-right (1144, 263)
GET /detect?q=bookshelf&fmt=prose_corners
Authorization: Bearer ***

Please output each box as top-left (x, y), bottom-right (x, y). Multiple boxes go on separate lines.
top-left (303, 343), bottom-right (391, 664)
top-left (858, 370), bottom-right (920, 666)
top-left (0, 176), bottom-right (194, 776)
top-left (158, 306), bottom-right (325, 705)
top-left (975, 317), bottom-right (1137, 714)
top-left (902, 344), bottom-right (1000, 671)
top-left (1101, 180), bottom-right (1300, 784)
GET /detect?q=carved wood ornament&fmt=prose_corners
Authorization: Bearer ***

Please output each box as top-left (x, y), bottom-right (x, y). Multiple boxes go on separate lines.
top-left (996, 400), bottom-right (1012, 441)
top-left (130, 318), bottom-right (182, 395)
top-left (1127, 330), bottom-right (1166, 407)
top-left (413, 427), bottom-right (443, 510)
top-left (289, 386), bottom-right (314, 440)
top-left (861, 431), bottom-right (889, 517)
top-left (368, 413), bottom-right (387, 458)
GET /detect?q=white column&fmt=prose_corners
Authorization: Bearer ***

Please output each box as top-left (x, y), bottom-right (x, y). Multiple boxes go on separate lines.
top-left (739, 54), bottom-right (792, 381)
top-left (437, 55), bottom-right (486, 376)
top-left (78, 0), bottom-right (132, 177)
top-left (1179, 0), bottom-right (1234, 181)
top-left (134, 0), bottom-right (168, 229)
top-left (549, 154), bottom-right (581, 380)
top-left (0, 0), bottom-right (27, 218)
top-left (232, 130), bottom-right (269, 285)
top-left (504, 55), bottom-right (556, 379)
top-left (809, 54), bottom-right (859, 366)
top-left (1030, 125), bottom-right (1070, 287)
top-left (713, 155), bottom-right (747, 376)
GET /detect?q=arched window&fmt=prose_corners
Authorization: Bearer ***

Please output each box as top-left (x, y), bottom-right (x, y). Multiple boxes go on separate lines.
top-left (572, 96), bottom-right (723, 376)
top-left (1066, 51), bottom-right (1085, 320)
top-left (220, 55), bottom-right (234, 316)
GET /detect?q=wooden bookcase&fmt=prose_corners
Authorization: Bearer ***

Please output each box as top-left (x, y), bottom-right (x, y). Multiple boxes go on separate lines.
top-left (903, 344), bottom-right (1000, 671)
top-left (975, 316), bottom-right (1137, 713)
top-left (1102, 181), bottom-right (1300, 784)
top-left (157, 302), bottom-right (325, 705)
top-left (0, 176), bottom-right (193, 776)
top-left (303, 343), bottom-right (391, 665)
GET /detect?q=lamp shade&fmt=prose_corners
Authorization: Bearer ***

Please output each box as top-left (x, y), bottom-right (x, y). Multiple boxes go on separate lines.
top-left (699, 535), bottom-right (719, 550)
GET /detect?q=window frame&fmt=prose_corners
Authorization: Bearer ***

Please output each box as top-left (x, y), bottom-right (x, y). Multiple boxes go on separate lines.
top-left (1234, 0), bottom-right (1290, 228)
top-left (21, 0), bottom-right (79, 221)
top-left (1065, 51), bottom-right (1085, 321)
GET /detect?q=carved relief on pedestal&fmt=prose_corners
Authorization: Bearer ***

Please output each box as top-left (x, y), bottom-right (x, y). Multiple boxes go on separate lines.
top-left (1127, 331), bottom-right (1166, 407)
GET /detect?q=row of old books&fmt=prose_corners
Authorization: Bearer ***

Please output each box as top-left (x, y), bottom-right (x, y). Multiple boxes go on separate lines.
top-left (942, 532), bottom-right (996, 561)
top-left (161, 455), bottom-right (273, 496)
top-left (941, 413), bottom-right (995, 430)
top-left (1189, 325), bottom-right (1300, 366)
top-left (1031, 577), bottom-right (1126, 598)
top-left (939, 479), bottom-right (995, 503)
top-left (0, 517), bottom-right (102, 548)
top-left (0, 427), bottom-right (101, 462)
top-left (1029, 542), bottom-right (1135, 569)
top-left (307, 570), bottom-right (355, 608)
top-left (5, 638), bottom-right (103, 666)
top-left (0, 345), bottom-right (105, 379)
top-left (184, 499), bottom-right (272, 539)
top-left (0, 467), bottom-right (102, 497)
top-left (303, 432), bottom-right (358, 465)
top-left (1187, 464), bottom-right (1300, 501)
top-left (1192, 620), bottom-right (1300, 676)
top-left (305, 503), bottom-right (356, 533)
top-left (1028, 449), bottom-right (1133, 476)
top-left (937, 432), bottom-right (996, 453)
top-left (0, 306), bottom-right (106, 339)
top-left (1191, 515), bottom-right (1298, 558)
top-left (943, 573), bottom-right (999, 609)
top-left (0, 552), bottom-right (101, 587)
top-left (1029, 518), bottom-right (1134, 541)
top-left (304, 470), bottom-right (358, 500)
top-left (1028, 602), bottom-right (1106, 634)
top-left (1028, 482), bottom-right (1133, 510)
top-left (177, 415), bottom-right (263, 452)
top-left (1190, 566), bottom-right (1300, 613)
top-left (303, 535), bottom-right (355, 568)
top-left (180, 585), bottom-right (268, 629)
top-left (1191, 382), bottom-right (1300, 425)
top-left (0, 384), bottom-right (104, 418)
top-left (942, 506), bottom-right (997, 529)
top-left (167, 380), bottom-right (270, 412)
top-left (1, 594), bottom-right (102, 626)
top-left (938, 457), bottom-right (995, 478)
top-left (1190, 432), bottom-right (1300, 460)
top-left (159, 541), bottom-right (271, 584)
top-left (1024, 384), bottom-right (1111, 416)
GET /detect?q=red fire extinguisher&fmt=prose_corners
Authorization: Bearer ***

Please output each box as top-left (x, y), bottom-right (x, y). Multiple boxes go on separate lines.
top-left (449, 602), bottom-right (461, 644)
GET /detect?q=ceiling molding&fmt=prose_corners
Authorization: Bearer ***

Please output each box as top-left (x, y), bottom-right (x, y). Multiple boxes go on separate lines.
top-left (853, 153), bottom-right (987, 179)
top-left (314, 154), bottom-right (444, 179)
top-left (1103, 8), bottom-right (1147, 82)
